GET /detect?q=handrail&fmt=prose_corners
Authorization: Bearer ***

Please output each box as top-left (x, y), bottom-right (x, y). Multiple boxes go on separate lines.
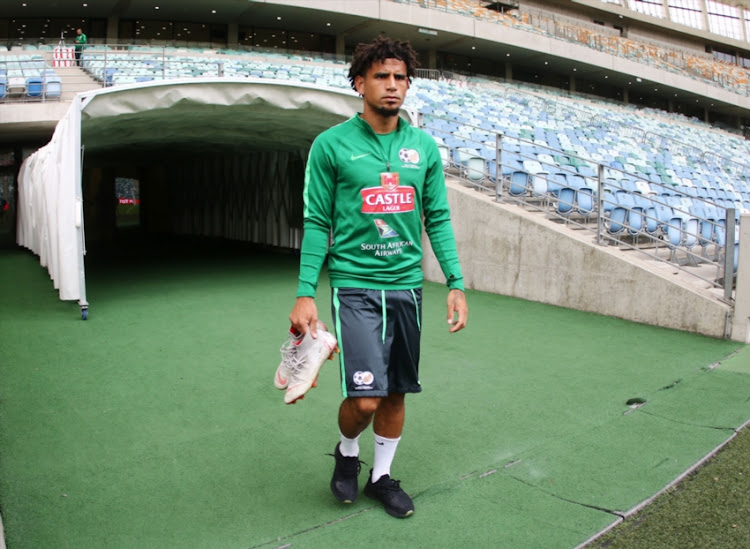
top-left (419, 111), bottom-right (738, 296)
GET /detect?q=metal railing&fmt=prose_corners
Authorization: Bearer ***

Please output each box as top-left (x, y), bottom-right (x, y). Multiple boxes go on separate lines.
top-left (0, 54), bottom-right (64, 103)
top-left (78, 44), bottom-right (351, 87)
top-left (419, 112), bottom-right (738, 298)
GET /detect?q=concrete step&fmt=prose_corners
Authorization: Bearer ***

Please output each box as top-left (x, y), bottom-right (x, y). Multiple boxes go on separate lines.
top-left (52, 65), bottom-right (101, 100)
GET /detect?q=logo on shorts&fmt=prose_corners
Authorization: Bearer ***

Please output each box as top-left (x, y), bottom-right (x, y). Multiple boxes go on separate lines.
top-left (353, 371), bottom-right (374, 390)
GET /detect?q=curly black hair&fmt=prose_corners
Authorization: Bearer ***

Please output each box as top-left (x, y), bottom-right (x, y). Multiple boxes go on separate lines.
top-left (347, 36), bottom-right (420, 91)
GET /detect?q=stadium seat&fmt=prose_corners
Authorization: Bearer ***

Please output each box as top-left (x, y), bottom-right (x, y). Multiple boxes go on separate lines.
top-left (546, 172), bottom-right (568, 197)
top-left (691, 202), bottom-right (718, 258)
top-left (576, 187), bottom-right (595, 217)
top-left (556, 186), bottom-right (576, 216)
top-left (26, 76), bottom-right (44, 97)
top-left (628, 194), bottom-right (652, 236)
top-left (643, 198), bottom-right (661, 236)
top-left (465, 156), bottom-right (486, 184)
top-left (437, 144), bottom-right (450, 169)
top-left (612, 191), bottom-right (637, 235)
top-left (44, 74), bottom-right (62, 98)
top-left (7, 76), bottom-right (25, 96)
top-left (508, 171), bottom-right (529, 197)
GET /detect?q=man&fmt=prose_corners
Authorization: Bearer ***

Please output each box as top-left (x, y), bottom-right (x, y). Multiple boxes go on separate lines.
top-left (288, 36), bottom-right (468, 518)
top-left (74, 28), bottom-right (87, 66)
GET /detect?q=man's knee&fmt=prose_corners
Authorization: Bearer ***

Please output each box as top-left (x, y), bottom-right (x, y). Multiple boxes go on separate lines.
top-left (348, 396), bottom-right (381, 417)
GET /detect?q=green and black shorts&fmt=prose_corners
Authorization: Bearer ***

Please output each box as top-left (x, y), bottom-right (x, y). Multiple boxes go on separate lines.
top-left (331, 287), bottom-right (423, 397)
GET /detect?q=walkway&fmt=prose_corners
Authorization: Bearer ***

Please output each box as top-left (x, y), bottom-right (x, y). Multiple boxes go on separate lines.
top-left (0, 237), bottom-right (747, 548)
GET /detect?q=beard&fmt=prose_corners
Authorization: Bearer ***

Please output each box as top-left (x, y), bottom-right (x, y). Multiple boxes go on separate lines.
top-left (374, 105), bottom-right (400, 118)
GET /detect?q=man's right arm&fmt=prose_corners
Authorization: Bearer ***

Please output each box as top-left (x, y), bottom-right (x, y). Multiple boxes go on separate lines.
top-left (290, 138), bottom-right (335, 336)
top-left (289, 296), bottom-right (319, 337)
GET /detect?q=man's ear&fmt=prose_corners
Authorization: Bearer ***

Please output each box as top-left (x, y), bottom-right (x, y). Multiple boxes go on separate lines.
top-left (354, 74), bottom-right (364, 96)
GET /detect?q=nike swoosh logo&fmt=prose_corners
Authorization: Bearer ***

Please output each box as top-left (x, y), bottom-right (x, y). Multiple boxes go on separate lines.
top-left (376, 441), bottom-right (385, 445)
top-left (350, 153), bottom-right (371, 161)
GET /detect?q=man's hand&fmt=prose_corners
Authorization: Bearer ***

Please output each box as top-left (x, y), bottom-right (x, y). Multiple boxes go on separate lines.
top-left (446, 289), bottom-right (468, 333)
top-left (289, 296), bottom-right (319, 338)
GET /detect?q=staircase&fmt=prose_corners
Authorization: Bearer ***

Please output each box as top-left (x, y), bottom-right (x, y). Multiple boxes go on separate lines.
top-left (53, 64), bottom-right (100, 101)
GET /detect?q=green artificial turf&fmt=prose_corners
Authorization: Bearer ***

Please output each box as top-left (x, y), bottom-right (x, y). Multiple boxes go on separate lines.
top-left (588, 423), bottom-right (750, 549)
top-left (0, 238), bottom-right (748, 548)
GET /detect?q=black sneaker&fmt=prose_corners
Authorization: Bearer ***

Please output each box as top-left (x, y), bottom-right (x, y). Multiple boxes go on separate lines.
top-left (363, 470), bottom-right (414, 518)
top-left (329, 443), bottom-right (362, 503)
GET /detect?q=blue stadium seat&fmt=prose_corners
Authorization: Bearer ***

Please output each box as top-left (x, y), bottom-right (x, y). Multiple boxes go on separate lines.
top-left (44, 74), bottom-right (62, 98)
top-left (26, 77), bottom-right (43, 97)
top-left (556, 186), bottom-right (576, 216)
top-left (546, 172), bottom-right (568, 197)
top-left (629, 194), bottom-right (653, 236)
top-left (509, 171), bottom-right (529, 197)
top-left (605, 191), bottom-right (628, 235)
top-left (577, 187), bottom-right (595, 217)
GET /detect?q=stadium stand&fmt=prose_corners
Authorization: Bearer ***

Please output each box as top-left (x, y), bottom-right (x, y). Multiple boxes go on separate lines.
top-left (3, 0), bottom-right (750, 339)
top-left (0, 54), bottom-right (62, 101)
top-left (6, 5), bottom-right (750, 548)
top-left (393, 0), bottom-right (750, 97)
top-left (406, 74), bottom-right (746, 289)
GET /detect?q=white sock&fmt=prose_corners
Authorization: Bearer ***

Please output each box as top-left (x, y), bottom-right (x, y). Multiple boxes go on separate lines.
top-left (372, 434), bottom-right (401, 482)
top-left (339, 431), bottom-right (360, 457)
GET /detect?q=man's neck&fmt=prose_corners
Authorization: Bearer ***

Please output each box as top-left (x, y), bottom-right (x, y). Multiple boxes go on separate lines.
top-left (360, 110), bottom-right (399, 135)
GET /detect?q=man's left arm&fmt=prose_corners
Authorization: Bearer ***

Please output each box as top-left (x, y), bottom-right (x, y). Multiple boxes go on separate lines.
top-left (421, 137), bottom-right (468, 332)
top-left (446, 288), bottom-right (468, 333)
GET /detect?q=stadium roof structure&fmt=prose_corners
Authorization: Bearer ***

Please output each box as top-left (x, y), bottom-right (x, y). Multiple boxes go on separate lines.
top-left (5, 0), bottom-right (750, 124)
top-left (15, 79), bottom-right (412, 314)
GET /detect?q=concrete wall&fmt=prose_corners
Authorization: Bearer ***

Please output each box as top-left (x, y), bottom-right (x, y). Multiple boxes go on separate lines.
top-left (731, 213), bottom-right (750, 342)
top-left (423, 180), bottom-right (731, 339)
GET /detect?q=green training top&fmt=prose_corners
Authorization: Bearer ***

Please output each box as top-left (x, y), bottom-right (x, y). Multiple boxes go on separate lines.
top-left (297, 114), bottom-right (464, 297)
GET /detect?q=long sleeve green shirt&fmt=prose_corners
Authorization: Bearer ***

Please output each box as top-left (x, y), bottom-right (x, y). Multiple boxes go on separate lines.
top-left (297, 114), bottom-right (464, 297)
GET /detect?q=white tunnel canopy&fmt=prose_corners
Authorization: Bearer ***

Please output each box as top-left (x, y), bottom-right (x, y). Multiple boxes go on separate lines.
top-left (82, 78), bottom-right (372, 156)
top-left (17, 79), bottom-right (414, 307)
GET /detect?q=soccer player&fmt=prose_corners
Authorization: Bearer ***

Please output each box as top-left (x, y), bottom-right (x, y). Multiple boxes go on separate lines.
top-left (288, 36), bottom-right (468, 518)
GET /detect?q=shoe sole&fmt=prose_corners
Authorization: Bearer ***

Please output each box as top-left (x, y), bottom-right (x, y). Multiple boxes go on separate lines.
top-left (330, 480), bottom-right (357, 504)
top-left (364, 488), bottom-right (414, 518)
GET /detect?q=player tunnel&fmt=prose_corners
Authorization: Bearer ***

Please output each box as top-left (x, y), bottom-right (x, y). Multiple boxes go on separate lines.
top-left (17, 79), bottom-right (413, 310)
top-left (78, 80), bottom-right (365, 250)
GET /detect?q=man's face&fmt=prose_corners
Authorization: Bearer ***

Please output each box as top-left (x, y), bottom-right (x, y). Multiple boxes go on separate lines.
top-left (355, 58), bottom-right (409, 118)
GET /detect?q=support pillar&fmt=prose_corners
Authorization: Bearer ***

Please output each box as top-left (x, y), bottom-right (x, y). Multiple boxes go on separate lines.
top-left (731, 213), bottom-right (750, 341)
top-left (106, 16), bottom-right (119, 44)
top-left (227, 23), bottom-right (239, 48)
top-left (427, 48), bottom-right (437, 70)
top-left (336, 34), bottom-right (346, 59)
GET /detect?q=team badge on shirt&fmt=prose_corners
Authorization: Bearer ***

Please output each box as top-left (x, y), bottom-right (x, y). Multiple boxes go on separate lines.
top-left (399, 148), bottom-right (421, 165)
